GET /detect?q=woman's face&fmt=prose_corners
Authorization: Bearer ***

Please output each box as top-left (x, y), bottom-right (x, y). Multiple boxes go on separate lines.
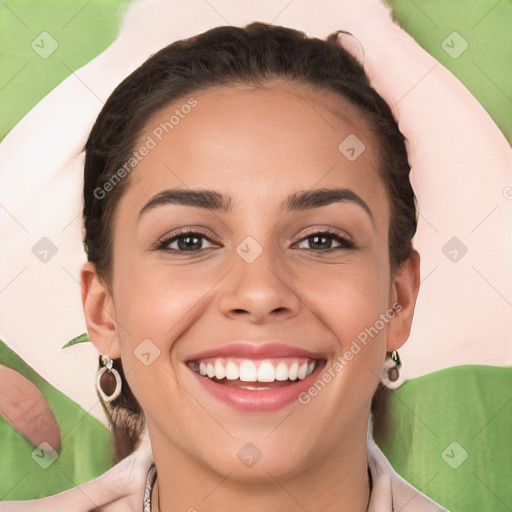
top-left (84, 79), bottom-right (418, 481)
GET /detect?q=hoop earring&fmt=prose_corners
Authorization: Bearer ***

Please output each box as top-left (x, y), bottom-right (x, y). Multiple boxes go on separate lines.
top-left (96, 355), bottom-right (122, 402)
top-left (380, 350), bottom-right (402, 390)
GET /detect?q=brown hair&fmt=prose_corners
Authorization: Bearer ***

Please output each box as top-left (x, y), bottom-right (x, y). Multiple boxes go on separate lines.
top-left (83, 22), bottom-right (417, 463)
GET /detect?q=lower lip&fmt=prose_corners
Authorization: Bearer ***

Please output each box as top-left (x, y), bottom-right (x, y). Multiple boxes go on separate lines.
top-left (188, 362), bottom-right (326, 412)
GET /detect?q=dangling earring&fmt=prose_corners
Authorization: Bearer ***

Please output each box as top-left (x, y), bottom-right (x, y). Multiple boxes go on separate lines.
top-left (380, 350), bottom-right (402, 390)
top-left (96, 355), bottom-right (122, 402)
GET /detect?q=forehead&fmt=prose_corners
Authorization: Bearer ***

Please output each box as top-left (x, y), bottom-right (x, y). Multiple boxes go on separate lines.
top-left (119, 80), bottom-right (388, 221)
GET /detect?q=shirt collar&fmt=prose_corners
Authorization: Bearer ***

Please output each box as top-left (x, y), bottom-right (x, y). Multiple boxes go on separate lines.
top-left (366, 437), bottom-right (449, 511)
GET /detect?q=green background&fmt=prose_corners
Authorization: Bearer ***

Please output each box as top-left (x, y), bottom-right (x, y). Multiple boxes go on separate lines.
top-left (0, 1), bottom-right (511, 510)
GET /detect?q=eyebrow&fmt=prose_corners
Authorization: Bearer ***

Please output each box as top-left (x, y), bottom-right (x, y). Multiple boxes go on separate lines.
top-left (137, 187), bottom-right (374, 225)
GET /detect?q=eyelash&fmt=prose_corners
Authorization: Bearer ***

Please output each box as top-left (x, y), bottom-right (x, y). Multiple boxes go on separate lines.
top-left (153, 227), bottom-right (355, 254)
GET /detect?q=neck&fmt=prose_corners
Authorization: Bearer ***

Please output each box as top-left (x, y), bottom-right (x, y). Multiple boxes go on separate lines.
top-left (149, 419), bottom-right (371, 512)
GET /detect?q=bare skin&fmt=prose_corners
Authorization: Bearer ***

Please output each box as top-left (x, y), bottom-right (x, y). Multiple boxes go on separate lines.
top-left (81, 79), bottom-right (420, 512)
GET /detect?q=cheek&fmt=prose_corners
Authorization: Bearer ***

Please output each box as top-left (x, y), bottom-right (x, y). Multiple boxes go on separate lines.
top-left (303, 264), bottom-right (391, 408)
top-left (110, 259), bottom-right (190, 415)
top-left (112, 254), bottom-right (217, 358)
top-left (316, 254), bottom-right (391, 398)
top-left (312, 255), bottom-right (391, 344)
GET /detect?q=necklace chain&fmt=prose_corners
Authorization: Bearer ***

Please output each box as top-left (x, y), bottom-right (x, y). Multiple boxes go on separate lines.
top-left (143, 464), bottom-right (157, 512)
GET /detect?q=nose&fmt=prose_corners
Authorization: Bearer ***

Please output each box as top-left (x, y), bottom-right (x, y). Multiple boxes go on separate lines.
top-left (218, 246), bottom-right (302, 325)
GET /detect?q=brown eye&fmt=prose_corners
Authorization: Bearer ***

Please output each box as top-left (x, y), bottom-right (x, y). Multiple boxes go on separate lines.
top-left (295, 231), bottom-right (354, 251)
top-left (156, 230), bottom-right (219, 254)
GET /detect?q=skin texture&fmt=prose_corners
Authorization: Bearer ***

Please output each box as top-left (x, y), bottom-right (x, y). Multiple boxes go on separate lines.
top-left (81, 79), bottom-right (420, 512)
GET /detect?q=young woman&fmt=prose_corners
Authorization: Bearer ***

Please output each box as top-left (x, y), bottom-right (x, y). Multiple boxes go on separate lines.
top-left (0, 21), bottom-right (450, 512)
top-left (77, 22), bottom-right (446, 511)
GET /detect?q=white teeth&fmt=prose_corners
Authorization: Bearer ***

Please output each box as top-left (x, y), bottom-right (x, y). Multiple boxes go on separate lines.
top-left (275, 362), bottom-right (289, 381)
top-left (288, 363), bottom-right (299, 380)
top-left (239, 360), bottom-right (258, 382)
top-left (214, 361), bottom-right (225, 380)
top-left (257, 362), bottom-right (276, 382)
top-left (225, 362), bottom-right (239, 380)
top-left (193, 358), bottom-right (319, 383)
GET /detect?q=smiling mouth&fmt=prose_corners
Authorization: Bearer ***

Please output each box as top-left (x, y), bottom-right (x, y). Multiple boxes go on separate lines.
top-left (187, 357), bottom-right (325, 390)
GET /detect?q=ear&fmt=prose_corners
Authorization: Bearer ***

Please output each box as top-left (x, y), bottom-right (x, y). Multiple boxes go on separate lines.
top-left (80, 261), bottom-right (121, 359)
top-left (385, 248), bottom-right (421, 352)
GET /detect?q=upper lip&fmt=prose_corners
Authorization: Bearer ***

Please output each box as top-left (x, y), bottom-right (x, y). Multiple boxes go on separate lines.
top-left (186, 342), bottom-right (325, 362)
